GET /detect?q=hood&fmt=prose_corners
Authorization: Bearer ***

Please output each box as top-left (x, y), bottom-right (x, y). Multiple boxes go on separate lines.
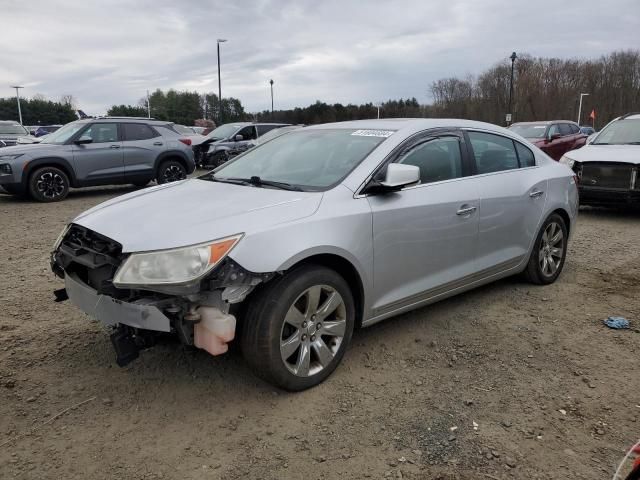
top-left (73, 178), bottom-right (323, 252)
top-left (565, 144), bottom-right (640, 165)
top-left (186, 134), bottom-right (208, 146)
top-left (0, 143), bottom-right (53, 154)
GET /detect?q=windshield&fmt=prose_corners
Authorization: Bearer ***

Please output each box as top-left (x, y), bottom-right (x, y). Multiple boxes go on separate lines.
top-left (210, 128), bottom-right (391, 191)
top-left (0, 124), bottom-right (28, 135)
top-left (173, 125), bottom-right (195, 135)
top-left (592, 119), bottom-right (640, 145)
top-left (40, 121), bottom-right (86, 145)
top-left (508, 124), bottom-right (547, 138)
top-left (205, 124), bottom-right (242, 140)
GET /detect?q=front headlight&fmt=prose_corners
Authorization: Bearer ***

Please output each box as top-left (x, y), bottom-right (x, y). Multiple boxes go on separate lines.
top-left (0, 154), bottom-right (23, 161)
top-left (52, 224), bottom-right (71, 251)
top-left (113, 234), bottom-right (243, 287)
top-left (559, 155), bottom-right (575, 168)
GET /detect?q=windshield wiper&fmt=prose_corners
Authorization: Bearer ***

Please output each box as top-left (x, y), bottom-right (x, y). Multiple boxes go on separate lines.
top-left (227, 176), bottom-right (303, 191)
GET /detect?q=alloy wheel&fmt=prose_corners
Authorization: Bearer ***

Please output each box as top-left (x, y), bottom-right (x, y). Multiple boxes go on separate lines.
top-left (36, 172), bottom-right (65, 199)
top-left (280, 285), bottom-right (347, 377)
top-left (538, 221), bottom-right (564, 277)
top-left (162, 165), bottom-right (186, 183)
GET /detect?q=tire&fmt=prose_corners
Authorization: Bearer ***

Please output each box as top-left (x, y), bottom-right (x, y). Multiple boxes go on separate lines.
top-left (524, 213), bottom-right (568, 285)
top-left (28, 166), bottom-right (70, 202)
top-left (156, 160), bottom-right (186, 184)
top-left (211, 151), bottom-right (229, 168)
top-left (240, 264), bottom-right (355, 391)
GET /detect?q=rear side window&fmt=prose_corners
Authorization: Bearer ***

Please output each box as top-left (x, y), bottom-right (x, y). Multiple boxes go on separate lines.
top-left (397, 136), bottom-right (463, 184)
top-left (257, 125), bottom-right (278, 136)
top-left (122, 123), bottom-right (158, 141)
top-left (515, 142), bottom-right (536, 167)
top-left (468, 131), bottom-right (519, 174)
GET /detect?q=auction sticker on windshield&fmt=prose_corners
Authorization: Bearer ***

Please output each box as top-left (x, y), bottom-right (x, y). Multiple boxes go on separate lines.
top-left (351, 129), bottom-right (395, 138)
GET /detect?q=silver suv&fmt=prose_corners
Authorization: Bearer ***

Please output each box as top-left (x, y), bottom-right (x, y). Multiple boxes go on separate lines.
top-left (0, 117), bottom-right (195, 202)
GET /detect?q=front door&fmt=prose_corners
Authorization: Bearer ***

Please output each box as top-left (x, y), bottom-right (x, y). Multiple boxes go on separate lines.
top-left (71, 123), bottom-right (124, 185)
top-left (464, 130), bottom-right (547, 273)
top-left (367, 131), bottom-right (480, 315)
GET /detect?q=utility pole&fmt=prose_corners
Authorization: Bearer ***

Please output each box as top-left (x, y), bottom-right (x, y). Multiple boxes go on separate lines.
top-left (577, 93), bottom-right (589, 125)
top-left (217, 39), bottom-right (227, 124)
top-left (269, 79), bottom-right (274, 117)
top-left (507, 52), bottom-right (517, 125)
top-left (10, 86), bottom-right (24, 124)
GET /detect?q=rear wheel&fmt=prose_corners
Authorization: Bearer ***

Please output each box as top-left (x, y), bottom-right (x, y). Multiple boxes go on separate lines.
top-left (156, 160), bottom-right (186, 184)
top-left (524, 213), bottom-right (568, 285)
top-left (28, 166), bottom-right (69, 202)
top-left (240, 265), bottom-right (355, 391)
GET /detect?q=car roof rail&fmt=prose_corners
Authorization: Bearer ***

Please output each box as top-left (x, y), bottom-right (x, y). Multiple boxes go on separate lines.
top-left (96, 116), bottom-right (157, 121)
top-left (620, 112), bottom-right (640, 119)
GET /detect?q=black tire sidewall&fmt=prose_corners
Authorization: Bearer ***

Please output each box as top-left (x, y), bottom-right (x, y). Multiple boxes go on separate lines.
top-left (242, 265), bottom-right (355, 391)
top-left (157, 161), bottom-right (186, 184)
top-left (528, 213), bottom-right (568, 284)
top-left (28, 167), bottom-right (69, 202)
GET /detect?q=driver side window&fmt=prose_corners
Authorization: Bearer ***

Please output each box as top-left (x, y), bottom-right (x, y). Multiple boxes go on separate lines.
top-left (81, 124), bottom-right (118, 144)
top-left (236, 126), bottom-right (257, 140)
top-left (397, 136), bottom-right (463, 184)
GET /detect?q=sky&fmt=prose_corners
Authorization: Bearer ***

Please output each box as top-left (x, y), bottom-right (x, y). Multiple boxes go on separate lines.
top-left (1, 0), bottom-right (638, 116)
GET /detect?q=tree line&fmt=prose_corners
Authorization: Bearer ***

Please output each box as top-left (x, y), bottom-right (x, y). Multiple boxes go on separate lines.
top-left (0, 97), bottom-right (77, 125)
top-left (107, 89), bottom-right (247, 125)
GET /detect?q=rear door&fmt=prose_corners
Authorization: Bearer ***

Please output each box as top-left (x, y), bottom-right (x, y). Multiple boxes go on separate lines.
top-left (71, 123), bottom-right (124, 184)
top-left (368, 130), bottom-right (481, 314)
top-left (464, 130), bottom-right (547, 273)
top-left (121, 123), bottom-right (165, 182)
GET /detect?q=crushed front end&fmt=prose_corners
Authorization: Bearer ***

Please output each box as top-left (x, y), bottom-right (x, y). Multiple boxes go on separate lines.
top-left (51, 224), bottom-right (272, 366)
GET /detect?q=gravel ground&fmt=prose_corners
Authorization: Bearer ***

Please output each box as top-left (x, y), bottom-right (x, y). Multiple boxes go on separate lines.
top-left (0, 184), bottom-right (639, 480)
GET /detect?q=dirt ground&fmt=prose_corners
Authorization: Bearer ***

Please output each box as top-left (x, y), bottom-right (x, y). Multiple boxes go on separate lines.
top-left (0, 183), bottom-right (639, 480)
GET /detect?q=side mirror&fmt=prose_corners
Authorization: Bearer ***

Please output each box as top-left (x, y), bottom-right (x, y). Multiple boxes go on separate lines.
top-left (547, 133), bottom-right (561, 142)
top-left (380, 163), bottom-right (420, 190)
top-left (75, 135), bottom-right (93, 145)
top-left (234, 134), bottom-right (244, 142)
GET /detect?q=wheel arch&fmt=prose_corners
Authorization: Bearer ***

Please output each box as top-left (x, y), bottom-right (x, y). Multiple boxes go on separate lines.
top-left (283, 252), bottom-right (366, 329)
top-left (23, 157), bottom-right (78, 187)
top-left (550, 207), bottom-right (571, 236)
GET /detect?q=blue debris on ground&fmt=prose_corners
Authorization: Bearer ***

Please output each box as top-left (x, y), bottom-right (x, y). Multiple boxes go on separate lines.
top-left (603, 316), bottom-right (630, 330)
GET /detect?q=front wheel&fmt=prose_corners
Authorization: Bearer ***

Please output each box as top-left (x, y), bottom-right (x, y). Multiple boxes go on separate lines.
top-left (28, 166), bottom-right (70, 202)
top-left (240, 265), bottom-right (355, 391)
top-left (524, 213), bottom-right (568, 285)
top-left (156, 160), bottom-right (186, 184)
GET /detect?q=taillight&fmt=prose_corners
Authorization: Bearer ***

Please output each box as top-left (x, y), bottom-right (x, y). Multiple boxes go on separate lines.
top-left (179, 138), bottom-right (192, 146)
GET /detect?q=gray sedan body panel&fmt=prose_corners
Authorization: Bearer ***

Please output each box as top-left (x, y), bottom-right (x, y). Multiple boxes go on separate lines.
top-left (68, 118), bottom-right (578, 329)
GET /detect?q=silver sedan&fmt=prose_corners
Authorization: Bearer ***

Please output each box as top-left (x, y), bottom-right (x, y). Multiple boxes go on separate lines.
top-left (51, 119), bottom-right (578, 390)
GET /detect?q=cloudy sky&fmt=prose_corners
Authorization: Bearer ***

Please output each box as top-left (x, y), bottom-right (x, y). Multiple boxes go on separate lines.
top-left (1, 0), bottom-right (638, 115)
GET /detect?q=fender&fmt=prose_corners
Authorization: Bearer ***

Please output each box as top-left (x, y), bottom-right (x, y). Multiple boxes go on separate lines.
top-left (154, 150), bottom-right (195, 174)
top-left (22, 157), bottom-right (79, 187)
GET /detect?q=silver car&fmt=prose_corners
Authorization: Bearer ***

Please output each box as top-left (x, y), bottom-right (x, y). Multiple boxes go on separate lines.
top-left (51, 119), bottom-right (578, 390)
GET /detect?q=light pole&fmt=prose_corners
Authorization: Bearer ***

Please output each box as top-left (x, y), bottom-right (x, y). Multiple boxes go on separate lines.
top-left (146, 90), bottom-right (151, 118)
top-left (10, 86), bottom-right (24, 124)
top-left (217, 39), bottom-right (227, 124)
top-left (269, 79), bottom-right (274, 117)
top-left (507, 52), bottom-right (517, 125)
top-left (577, 93), bottom-right (589, 125)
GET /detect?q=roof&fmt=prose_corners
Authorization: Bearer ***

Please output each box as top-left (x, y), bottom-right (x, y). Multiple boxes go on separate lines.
top-left (510, 120), bottom-right (578, 126)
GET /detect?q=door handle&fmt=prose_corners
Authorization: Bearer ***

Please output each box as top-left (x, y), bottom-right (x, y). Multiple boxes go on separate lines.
top-left (153, 142), bottom-right (163, 146)
top-left (529, 189), bottom-right (544, 198)
top-left (110, 144), bottom-right (120, 149)
top-left (456, 205), bottom-right (477, 216)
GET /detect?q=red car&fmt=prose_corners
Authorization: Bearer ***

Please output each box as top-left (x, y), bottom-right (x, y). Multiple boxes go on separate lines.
top-left (509, 121), bottom-right (587, 160)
